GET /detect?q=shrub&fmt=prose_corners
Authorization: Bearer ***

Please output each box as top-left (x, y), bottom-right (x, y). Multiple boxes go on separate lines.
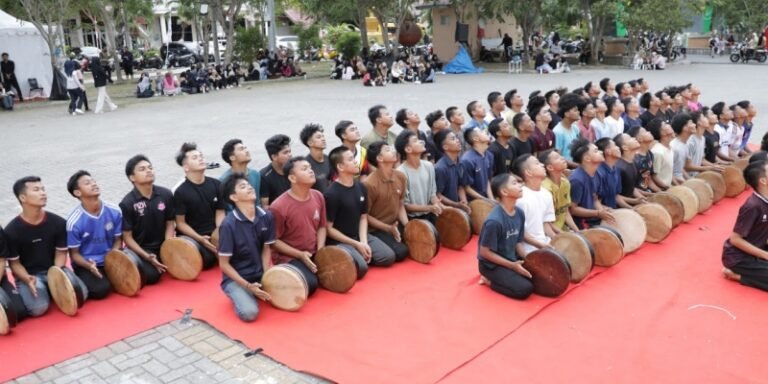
top-left (335, 31), bottom-right (361, 59)
top-left (294, 24), bottom-right (322, 52)
top-left (234, 26), bottom-right (265, 64)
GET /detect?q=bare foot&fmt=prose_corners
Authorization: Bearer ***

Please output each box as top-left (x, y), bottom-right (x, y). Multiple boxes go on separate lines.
top-left (722, 267), bottom-right (741, 282)
top-left (478, 276), bottom-right (490, 285)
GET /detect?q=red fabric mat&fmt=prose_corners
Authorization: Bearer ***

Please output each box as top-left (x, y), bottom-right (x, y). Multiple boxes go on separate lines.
top-left (191, 240), bottom-right (597, 384)
top-left (0, 269), bottom-right (221, 382)
top-left (440, 192), bottom-right (768, 384)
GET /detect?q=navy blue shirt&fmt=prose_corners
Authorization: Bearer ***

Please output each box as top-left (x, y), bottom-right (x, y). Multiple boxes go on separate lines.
top-left (217, 206), bottom-right (275, 288)
top-left (569, 167), bottom-right (597, 228)
top-left (460, 149), bottom-right (494, 199)
top-left (435, 155), bottom-right (469, 202)
top-left (478, 205), bottom-right (525, 267)
top-left (594, 162), bottom-right (621, 209)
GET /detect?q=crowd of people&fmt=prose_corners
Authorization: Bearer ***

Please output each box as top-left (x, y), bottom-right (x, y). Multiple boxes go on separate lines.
top-left (330, 46), bottom-right (442, 86)
top-left (2, 73), bottom-right (767, 331)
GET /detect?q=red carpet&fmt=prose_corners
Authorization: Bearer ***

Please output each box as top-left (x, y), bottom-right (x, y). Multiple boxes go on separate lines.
top-left (0, 269), bottom-right (221, 382)
top-left (439, 192), bottom-right (768, 384)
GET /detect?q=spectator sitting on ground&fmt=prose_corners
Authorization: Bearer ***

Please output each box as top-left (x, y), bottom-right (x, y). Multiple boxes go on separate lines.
top-left (154, 70), bottom-right (164, 94)
top-left (342, 60), bottom-right (354, 80)
top-left (209, 66), bottom-right (223, 90)
top-left (293, 59), bottom-right (306, 77)
top-left (362, 68), bottom-right (372, 86)
top-left (195, 64), bottom-right (210, 93)
top-left (651, 52), bottom-right (666, 70)
top-left (377, 62), bottom-right (390, 84)
top-left (162, 71), bottom-right (181, 96)
top-left (421, 62), bottom-right (436, 83)
top-left (391, 60), bottom-right (406, 83)
top-left (136, 72), bottom-right (154, 98)
top-left (0, 82), bottom-right (13, 110)
top-left (535, 49), bottom-right (554, 73)
top-left (179, 72), bottom-right (197, 94)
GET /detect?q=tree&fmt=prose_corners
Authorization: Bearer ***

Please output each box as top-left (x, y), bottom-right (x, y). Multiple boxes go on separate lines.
top-left (208, 0), bottom-right (245, 65)
top-left (19, 0), bottom-right (73, 70)
top-left (287, 0), bottom-right (371, 49)
top-left (714, 0), bottom-right (768, 35)
top-left (619, 0), bottom-right (706, 54)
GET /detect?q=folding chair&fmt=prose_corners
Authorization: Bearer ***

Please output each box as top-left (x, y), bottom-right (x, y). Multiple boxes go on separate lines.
top-left (28, 78), bottom-right (44, 98)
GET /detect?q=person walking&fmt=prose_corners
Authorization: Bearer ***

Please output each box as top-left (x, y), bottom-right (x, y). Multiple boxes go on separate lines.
top-left (64, 60), bottom-right (85, 115)
top-left (91, 57), bottom-right (117, 114)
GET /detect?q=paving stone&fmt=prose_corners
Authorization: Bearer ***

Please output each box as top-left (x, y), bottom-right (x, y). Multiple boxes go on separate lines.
top-left (91, 360), bottom-right (119, 379)
top-left (126, 330), bottom-right (165, 348)
top-left (186, 371), bottom-right (215, 384)
top-left (209, 345), bottom-right (244, 363)
top-left (204, 334), bottom-right (234, 350)
top-left (153, 323), bottom-right (178, 336)
top-left (192, 357), bottom-right (225, 375)
top-left (89, 347), bottom-right (115, 361)
top-left (243, 356), bottom-right (278, 374)
top-left (160, 364), bottom-right (197, 383)
top-left (35, 366), bottom-right (63, 381)
top-left (219, 352), bottom-right (249, 369)
top-left (78, 374), bottom-right (106, 384)
top-left (150, 347), bottom-right (178, 365)
top-left (158, 336), bottom-right (185, 351)
top-left (108, 354), bottom-right (128, 366)
top-left (126, 342), bottom-right (160, 358)
top-left (181, 327), bottom-right (215, 345)
top-left (108, 340), bottom-right (133, 354)
top-left (53, 367), bottom-right (93, 384)
top-left (167, 351), bottom-right (203, 370)
top-left (12, 374), bottom-right (43, 384)
top-left (143, 359), bottom-right (171, 377)
top-left (189, 340), bottom-right (217, 356)
top-left (53, 353), bottom-right (88, 369)
top-left (173, 325), bottom-right (206, 341)
top-left (212, 370), bottom-right (235, 383)
top-left (114, 354), bottom-right (152, 370)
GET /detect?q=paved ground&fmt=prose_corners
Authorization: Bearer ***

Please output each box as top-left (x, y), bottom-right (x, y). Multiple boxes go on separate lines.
top-left (4, 55), bottom-right (768, 382)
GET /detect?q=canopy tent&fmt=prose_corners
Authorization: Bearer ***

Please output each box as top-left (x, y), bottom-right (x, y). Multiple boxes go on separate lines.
top-left (0, 10), bottom-right (53, 100)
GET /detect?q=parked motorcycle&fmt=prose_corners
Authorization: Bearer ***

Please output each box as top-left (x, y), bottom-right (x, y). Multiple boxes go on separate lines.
top-left (730, 42), bottom-right (767, 63)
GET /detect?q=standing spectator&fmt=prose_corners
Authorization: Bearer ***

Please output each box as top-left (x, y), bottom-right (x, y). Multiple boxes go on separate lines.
top-left (1, 53), bottom-right (23, 101)
top-left (91, 57), bottom-right (118, 114)
top-left (499, 33), bottom-right (513, 61)
top-left (64, 60), bottom-right (85, 115)
top-left (121, 47), bottom-right (134, 80)
top-left (99, 47), bottom-right (113, 84)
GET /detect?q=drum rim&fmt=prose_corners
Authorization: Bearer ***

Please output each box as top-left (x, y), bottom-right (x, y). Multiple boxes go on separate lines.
top-left (405, 219), bottom-right (441, 259)
top-left (61, 266), bottom-right (86, 308)
top-left (267, 264), bottom-right (310, 298)
top-left (668, 185), bottom-right (700, 219)
top-left (315, 246), bottom-right (357, 293)
top-left (435, 207), bottom-right (471, 249)
top-left (553, 231), bottom-right (596, 264)
top-left (524, 248), bottom-right (572, 297)
top-left (106, 249), bottom-right (146, 294)
top-left (601, 208), bottom-right (648, 252)
top-left (585, 225), bottom-right (624, 246)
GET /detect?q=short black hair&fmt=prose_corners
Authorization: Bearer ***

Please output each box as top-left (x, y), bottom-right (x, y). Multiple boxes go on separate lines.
top-left (432, 128), bottom-right (452, 154)
top-left (605, 97), bottom-right (620, 115)
top-left (488, 118), bottom-right (505, 139)
top-left (711, 102), bottom-right (726, 118)
top-left (584, 81), bottom-right (593, 93)
top-left (615, 82), bottom-right (625, 95)
top-left (671, 113), bottom-right (692, 135)
top-left (639, 92), bottom-right (652, 110)
top-left (511, 153), bottom-right (533, 180)
top-left (13, 176), bottom-right (41, 201)
top-left (647, 118), bottom-right (664, 140)
top-left (527, 95), bottom-right (547, 120)
top-left (749, 151), bottom-right (768, 164)
top-left (595, 137), bottom-right (613, 154)
top-left (264, 134), bottom-right (291, 158)
top-left (395, 130), bottom-right (417, 158)
top-left (557, 93), bottom-right (585, 118)
top-left (221, 139), bottom-right (242, 165)
top-left (503, 89), bottom-right (518, 108)
top-left (425, 110), bottom-right (444, 129)
top-left (737, 100), bottom-right (751, 110)
top-left (744, 160), bottom-right (767, 191)
top-left (512, 112), bottom-right (527, 130)
top-left (125, 154), bottom-right (151, 179)
top-left (445, 106), bottom-right (460, 122)
top-left (613, 133), bottom-right (627, 154)
top-left (175, 142), bottom-right (198, 166)
top-left (571, 138), bottom-right (592, 164)
top-left (395, 108), bottom-right (409, 128)
top-left (368, 104), bottom-right (386, 126)
top-left (67, 170), bottom-right (91, 197)
top-left (464, 127), bottom-right (481, 146)
top-left (487, 91), bottom-right (502, 106)
top-left (626, 125), bottom-right (643, 139)
top-left (329, 146), bottom-right (351, 171)
top-left (545, 90), bottom-right (557, 105)
top-left (367, 141), bottom-right (388, 167)
top-left (690, 111), bottom-right (704, 126)
top-left (222, 172), bottom-right (248, 205)
top-left (537, 149), bottom-right (556, 169)
top-left (299, 123), bottom-right (323, 147)
top-left (491, 173), bottom-right (512, 200)
top-left (335, 120), bottom-right (354, 140)
top-left (599, 77), bottom-right (610, 92)
top-left (283, 156), bottom-right (308, 176)
top-left (466, 100), bottom-right (479, 116)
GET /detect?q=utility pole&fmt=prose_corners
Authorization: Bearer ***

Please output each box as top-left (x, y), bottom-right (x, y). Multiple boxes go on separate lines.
top-left (267, 0), bottom-right (276, 52)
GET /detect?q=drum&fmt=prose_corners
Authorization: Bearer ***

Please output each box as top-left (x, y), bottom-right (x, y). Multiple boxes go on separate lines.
top-left (667, 186), bottom-right (699, 222)
top-left (435, 207), bottom-right (472, 250)
top-left (734, 157), bottom-right (749, 171)
top-left (550, 232), bottom-right (594, 283)
top-left (633, 203), bottom-right (673, 243)
top-left (404, 219), bottom-right (440, 264)
top-left (47, 266), bottom-right (86, 316)
top-left (600, 208), bottom-right (647, 254)
top-left (581, 226), bottom-right (625, 267)
top-left (210, 227), bottom-right (220, 249)
top-left (647, 192), bottom-right (685, 228)
top-left (105, 250), bottom-right (146, 297)
top-left (469, 199), bottom-right (496, 235)
top-left (696, 171), bottom-right (726, 203)
top-left (523, 249), bottom-right (571, 298)
top-left (159, 237), bottom-right (204, 281)
top-left (261, 264), bottom-right (309, 312)
top-left (723, 166), bottom-right (746, 197)
top-left (315, 246), bottom-right (357, 293)
top-left (0, 289), bottom-right (17, 335)
top-left (683, 179), bottom-right (714, 213)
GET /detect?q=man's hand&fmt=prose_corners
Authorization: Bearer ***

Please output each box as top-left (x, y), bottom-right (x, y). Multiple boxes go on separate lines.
top-left (511, 260), bottom-right (532, 278)
top-left (355, 241), bottom-right (372, 263)
top-left (26, 276), bottom-right (38, 297)
top-left (147, 253), bottom-right (167, 273)
top-left (300, 251), bottom-right (318, 273)
top-left (389, 224), bottom-right (401, 242)
top-left (88, 260), bottom-right (103, 278)
top-left (201, 235), bottom-right (217, 253)
top-left (597, 208), bottom-right (615, 224)
top-left (248, 282), bottom-right (271, 302)
top-left (460, 200), bottom-right (472, 214)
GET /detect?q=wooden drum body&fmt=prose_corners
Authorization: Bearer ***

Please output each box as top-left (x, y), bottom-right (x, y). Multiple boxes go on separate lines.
top-left (160, 236), bottom-right (204, 281)
top-left (550, 232), bottom-right (594, 283)
top-left (435, 207), bottom-right (472, 250)
top-left (581, 226), bottom-right (625, 267)
top-left (47, 266), bottom-right (86, 316)
top-left (633, 203), bottom-right (673, 243)
top-left (647, 192), bottom-right (685, 228)
top-left (667, 186), bottom-right (699, 222)
top-left (262, 264), bottom-right (309, 312)
top-left (600, 208), bottom-right (647, 254)
top-left (683, 179), bottom-right (714, 213)
top-left (523, 249), bottom-right (571, 297)
top-left (469, 199), bottom-right (495, 235)
top-left (315, 246), bottom-right (357, 293)
top-left (696, 171), bottom-right (726, 202)
top-left (723, 166), bottom-right (746, 197)
top-left (105, 249), bottom-right (145, 297)
top-left (404, 219), bottom-right (440, 264)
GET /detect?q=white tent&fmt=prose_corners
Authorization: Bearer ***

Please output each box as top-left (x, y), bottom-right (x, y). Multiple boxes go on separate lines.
top-left (0, 10), bottom-right (53, 99)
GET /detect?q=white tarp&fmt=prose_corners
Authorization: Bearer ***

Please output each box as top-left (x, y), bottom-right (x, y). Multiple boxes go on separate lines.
top-left (0, 10), bottom-right (53, 99)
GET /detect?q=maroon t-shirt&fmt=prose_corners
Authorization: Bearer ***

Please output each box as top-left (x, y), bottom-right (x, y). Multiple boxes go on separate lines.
top-left (722, 193), bottom-right (768, 267)
top-left (269, 189), bottom-right (327, 265)
top-left (531, 128), bottom-right (555, 153)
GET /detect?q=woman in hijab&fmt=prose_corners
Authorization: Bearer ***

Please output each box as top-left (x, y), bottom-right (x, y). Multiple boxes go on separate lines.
top-left (136, 71), bottom-right (154, 98)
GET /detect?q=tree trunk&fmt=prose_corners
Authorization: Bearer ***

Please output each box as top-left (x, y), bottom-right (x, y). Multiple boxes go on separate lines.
top-left (100, 7), bottom-right (123, 82)
top-left (357, 2), bottom-right (369, 49)
top-left (211, 8), bottom-right (221, 65)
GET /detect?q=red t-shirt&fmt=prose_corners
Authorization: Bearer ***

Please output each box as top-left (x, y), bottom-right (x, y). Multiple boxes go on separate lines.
top-left (269, 189), bottom-right (327, 265)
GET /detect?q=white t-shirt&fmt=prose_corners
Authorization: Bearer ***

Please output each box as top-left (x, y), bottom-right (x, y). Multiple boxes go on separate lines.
top-left (591, 117), bottom-right (608, 140)
top-left (651, 142), bottom-right (674, 186)
top-left (714, 123), bottom-right (731, 158)
top-left (729, 123), bottom-right (744, 158)
top-left (516, 185), bottom-right (556, 255)
top-left (604, 115), bottom-right (624, 139)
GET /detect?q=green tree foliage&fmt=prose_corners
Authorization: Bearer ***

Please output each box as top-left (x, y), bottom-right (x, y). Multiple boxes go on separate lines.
top-left (234, 25), bottom-right (264, 63)
top-left (335, 30), bottom-right (361, 59)
top-left (293, 24), bottom-right (322, 51)
top-left (714, 0), bottom-right (768, 35)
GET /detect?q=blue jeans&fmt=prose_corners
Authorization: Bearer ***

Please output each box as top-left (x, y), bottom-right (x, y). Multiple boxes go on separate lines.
top-left (16, 272), bottom-right (51, 317)
top-left (222, 280), bottom-right (260, 322)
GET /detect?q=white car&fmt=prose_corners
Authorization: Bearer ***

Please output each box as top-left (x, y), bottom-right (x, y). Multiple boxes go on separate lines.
top-left (277, 35), bottom-right (299, 52)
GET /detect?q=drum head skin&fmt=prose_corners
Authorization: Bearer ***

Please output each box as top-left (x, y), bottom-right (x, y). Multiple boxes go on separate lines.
top-left (696, 171), bottom-right (726, 203)
top-left (633, 203), bottom-right (673, 243)
top-left (600, 208), bottom-right (648, 254)
top-left (0, 289), bottom-right (16, 334)
top-left (723, 166), bottom-right (746, 198)
top-left (160, 238), bottom-right (204, 281)
top-left (683, 179), bottom-right (714, 213)
top-left (667, 186), bottom-right (699, 222)
top-left (105, 250), bottom-right (143, 297)
top-left (469, 200), bottom-right (496, 235)
top-left (647, 192), bottom-right (685, 228)
top-left (550, 232), bottom-right (594, 283)
top-left (582, 227), bottom-right (625, 267)
top-left (262, 265), bottom-right (309, 312)
top-left (404, 219), bottom-right (440, 264)
top-left (524, 249), bottom-right (571, 297)
top-left (47, 266), bottom-right (83, 316)
top-left (435, 207), bottom-right (472, 250)
top-left (315, 246), bottom-right (357, 293)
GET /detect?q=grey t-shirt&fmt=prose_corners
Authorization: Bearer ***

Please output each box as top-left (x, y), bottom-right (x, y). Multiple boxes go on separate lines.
top-left (397, 160), bottom-right (437, 218)
top-left (686, 134), bottom-right (705, 176)
top-left (670, 138), bottom-right (688, 179)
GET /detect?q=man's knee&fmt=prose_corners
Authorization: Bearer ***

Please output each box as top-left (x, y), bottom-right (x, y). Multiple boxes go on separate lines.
top-left (505, 279), bottom-right (535, 300)
top-left (88, 278), bottom-right (113, 300)
top-left (237, 305), bottom-right (260, 322)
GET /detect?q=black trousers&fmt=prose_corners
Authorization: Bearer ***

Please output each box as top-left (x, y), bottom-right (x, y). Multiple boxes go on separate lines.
top-left (286, 258), bottom-right (319, 296)
top-left (370, 229), bottom-right (409, 262)
top-left (126, 249), bottom-right (162, 285)
top-left (478, 260), bottom-right (534, 300)
top-left (1, 275), bottom-right (28, 322)
top-left (4, 75), bottom-right (23, 100)
top-left (73, 265), bottom-right (112, 300)
top-left (729, 255), bottom-right (768, 292)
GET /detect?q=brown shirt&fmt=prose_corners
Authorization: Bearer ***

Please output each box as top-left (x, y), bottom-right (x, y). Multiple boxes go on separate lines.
top-left (363, 168), bottom-right (407, 225)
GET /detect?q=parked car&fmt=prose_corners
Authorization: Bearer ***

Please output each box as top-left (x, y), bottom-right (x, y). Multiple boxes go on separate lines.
top-left (277, 35), bottom-right (299, 52)
top-left (160, 42), bottom-right (201, 67)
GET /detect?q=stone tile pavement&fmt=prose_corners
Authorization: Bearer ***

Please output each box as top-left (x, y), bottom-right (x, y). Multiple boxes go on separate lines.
top-left (10, 319), bottom-right (330, 384)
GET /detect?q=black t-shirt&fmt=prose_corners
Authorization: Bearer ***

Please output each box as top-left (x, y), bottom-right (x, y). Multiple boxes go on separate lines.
top-left (703, 130), bottom-right (720, 164)
top-left (640, 110), bottom-right (662, 127)
top-left (4, 212), bottom-right (67, 275)
top-left (259, 164), bottom-right (291, 205)
top-left (488, 141), bottom-right (516, 177)
top-left (548, 111), bottom-right (562, 130)
top-left (324, 181), bottom-right (368, 243)
top-left (511, 137), bottom-right (534, 157)
top-left (616, 158), bottom-right (639, 197)
top-left (425, 131), bottom-right (441, 163)
top-left (0, 225), bottom-right (9, 259)
top-left (173, 177), bottom-right (224, 236)
top-left (120, 186), bottom-right (175, 254)
top-left (306, 154), bottom-right (332, 193)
